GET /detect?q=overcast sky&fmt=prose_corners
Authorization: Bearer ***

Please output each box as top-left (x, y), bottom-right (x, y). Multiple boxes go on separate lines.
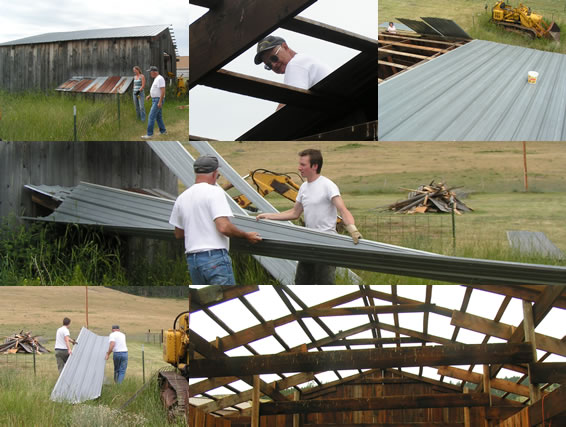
top-left (189, 0), bottom-right (378, 140)
top-left (189, 285), bottom-right (566, 395)
top-left (0, 1), bottom-right (189, 56)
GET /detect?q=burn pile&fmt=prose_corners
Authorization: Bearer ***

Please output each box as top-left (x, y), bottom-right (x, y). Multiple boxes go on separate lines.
top-left (388, 181), bottom-right (473, 214)
top-left (0, 331), bottom-right (50, 354)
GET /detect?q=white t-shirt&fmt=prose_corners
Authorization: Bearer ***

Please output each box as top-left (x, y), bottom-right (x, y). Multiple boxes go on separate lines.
top-left (150, 74), bottom-right (166, 98)
top-left (55, 325), bottom-right (70, 350)
top-left (169, 183), bottom-right (233, 253)
top-left (109, 331), bottom-right (128, 352)
top-left (284, 53), bottom-right (332, 90)
top-left (296, 176), bottom-right (340, 233)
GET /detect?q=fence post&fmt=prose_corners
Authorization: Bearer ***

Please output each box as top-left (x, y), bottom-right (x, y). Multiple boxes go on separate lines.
top-left (33, 343), bottom-right (36, 376)
top-left (73, 105), bottom-right (77, 142)
top-left (117, 93), bottom-right (121, 130)
top-left (142, 344), bottom-right (145, 384)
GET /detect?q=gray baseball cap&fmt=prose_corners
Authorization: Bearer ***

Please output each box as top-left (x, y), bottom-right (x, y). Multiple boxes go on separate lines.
top-left (254, 35), bottom-right (286, 65)
top-left (112, 325), bottom-right (119, 330)
top-left (194, 155), bottom-right (219, 174)
top-left (146, 66), bottom-right (158, 72)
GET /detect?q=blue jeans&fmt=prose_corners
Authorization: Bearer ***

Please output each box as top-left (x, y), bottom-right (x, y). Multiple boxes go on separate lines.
top-left (113, 352), bottom-right (128, 383)
top-left (133, 90), bottom-right (145, 121)
top-left (147, 97), bottom-right (166, 136)
top-left (186, 249), bottom-right (236, 285)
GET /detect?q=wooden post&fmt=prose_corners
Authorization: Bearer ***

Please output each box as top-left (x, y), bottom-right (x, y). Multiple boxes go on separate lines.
top-left (251, 375), bottom-right (260, 427)
top-left (293, 390), bottom-right (301, 427)
top-left (523, 141), bottom-right (528, 192)
top-left (85, 286), bottom-right (88, 328)
top-left (523, 299), bottom-right (542, 403)
top-left (463, 387), bottom-right (471, 427)
top-left (188, 292), bottom-right (191, 366)
top-left (483, 364), bottom-right (492, 408)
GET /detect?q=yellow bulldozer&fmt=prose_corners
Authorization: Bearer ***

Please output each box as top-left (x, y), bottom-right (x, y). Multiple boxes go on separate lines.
top-left (491, 1), bottom-right (561, 41)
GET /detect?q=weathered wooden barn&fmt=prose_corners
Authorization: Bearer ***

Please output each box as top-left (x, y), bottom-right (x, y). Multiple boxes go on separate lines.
top-left (188, 285), bottom-right (566, 427)
top-left (0, 25), bottom-right (178, 92)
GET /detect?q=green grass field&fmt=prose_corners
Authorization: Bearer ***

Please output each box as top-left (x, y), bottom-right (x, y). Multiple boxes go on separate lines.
top-left (0, 88), bottom-right (188, 141)
top-left (380, 0), bottom-right (566, 53)
top-left (0, 287), bottom-right (188, 426)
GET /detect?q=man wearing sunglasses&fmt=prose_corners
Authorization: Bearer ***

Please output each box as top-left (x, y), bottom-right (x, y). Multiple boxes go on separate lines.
top-left (254, 35), bottom-right (331, 109)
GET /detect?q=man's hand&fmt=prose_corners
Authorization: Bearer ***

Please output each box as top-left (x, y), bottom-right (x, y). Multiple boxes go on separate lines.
top-left (158, 100), bottom-right (163, 108)
top-left (105, 353), bottom-right (109, 360)
top-left (245, 232), bottom-right (262, 244)
top-left (68, 349), bottom-right (72, 355)
top-left (145, 95), bottom-right (150, 101)
top-left (345, 224), bottom-right (363, 244)
top-left (256, 213), bottom-right (272, 221)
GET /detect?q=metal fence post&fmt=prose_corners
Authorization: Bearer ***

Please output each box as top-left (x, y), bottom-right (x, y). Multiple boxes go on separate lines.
top-left (142, 344), bottom-right (145, 384)
top-left (73, 105), bottom-right (77, 142)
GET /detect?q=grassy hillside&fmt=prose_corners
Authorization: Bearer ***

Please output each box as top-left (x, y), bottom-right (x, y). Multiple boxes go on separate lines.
top-left (380, 0), bottom-right (566, 53)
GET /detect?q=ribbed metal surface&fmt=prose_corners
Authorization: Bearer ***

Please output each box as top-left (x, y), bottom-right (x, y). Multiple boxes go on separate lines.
top-left (0, 25), bottom-right (170, 46)
top-left (56, 76), bottom-right (133, 94)
top-left (379, 39), bottom-right (566, 141)
top-left (421, 17), bottom-right (471, 39)
top-left (507, 231), bottom-right (564, 260)
top-left (379, 22), bottom-right (415, 33)
top-left (146, 141), bottom-right (297, 285)
top-left (397, 18), bottom-right (441, 37)
top-left (24, 184), bottom-right (72, 201)
top-left (50, 327), bottom-right (109, 403)
top-left (28, 182), bottom-right (566, 286)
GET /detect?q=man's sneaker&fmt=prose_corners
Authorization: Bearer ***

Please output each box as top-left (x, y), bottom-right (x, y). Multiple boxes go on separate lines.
top-left (141, 134), bottom-right (153, 139)
top-left (160, 131), bottom-right (167, 135)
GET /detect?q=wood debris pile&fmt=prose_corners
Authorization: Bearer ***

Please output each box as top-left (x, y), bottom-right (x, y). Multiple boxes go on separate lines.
top-left (0, 331), bottom-right (50, 354)
top-left (388, 181), bottom-right (473, 214)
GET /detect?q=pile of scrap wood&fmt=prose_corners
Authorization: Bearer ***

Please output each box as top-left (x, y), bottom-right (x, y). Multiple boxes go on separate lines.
top-left (388, 181), bottom-right (472, 214)
top-left (0, 331), bottom-right (50, 354)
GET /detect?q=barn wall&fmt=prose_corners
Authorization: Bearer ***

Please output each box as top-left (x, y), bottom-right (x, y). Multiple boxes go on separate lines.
top-left (0, 141), bottom-right (177, 218)
top-left (0, 30), bottom-right (176, 92)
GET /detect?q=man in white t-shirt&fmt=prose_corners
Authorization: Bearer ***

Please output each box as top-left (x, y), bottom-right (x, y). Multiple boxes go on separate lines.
top-left (54, 317), bottom-right (76, 373)
top-left (169, 155), bottom-right (262, 285)
top-left (254, 35), bottom-right (332, 110)
top-left (105, 325), bottom-right (128, 383)
top-left (256, 149), bottom-right (362, 285)
top-left (141, 65), bottom-right (167, 139)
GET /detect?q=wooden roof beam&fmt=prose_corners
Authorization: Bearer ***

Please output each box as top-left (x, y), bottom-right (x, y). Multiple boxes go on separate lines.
top-left (189, 0), bottom-right (317, 88)
top-left (189, 343), bottom-right (534, 377)
top-left (189, 285), bottom-right (259, 312)
top-left (464, 285), bottom-right (566, 310)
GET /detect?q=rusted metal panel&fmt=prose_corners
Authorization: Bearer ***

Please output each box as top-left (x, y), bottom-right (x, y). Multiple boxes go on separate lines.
top-left (55, 76), bottom-right (133, 94)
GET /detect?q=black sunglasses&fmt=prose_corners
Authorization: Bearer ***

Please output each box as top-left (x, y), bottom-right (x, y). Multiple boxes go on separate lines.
top-left (264, 45), bottom-right (282, 70)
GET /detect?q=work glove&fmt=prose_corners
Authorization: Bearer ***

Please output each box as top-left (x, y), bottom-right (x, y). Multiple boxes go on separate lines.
top-left (345, 224), bottom-right (362, 244)
top-left (134, 90), bottom-right (140, 96)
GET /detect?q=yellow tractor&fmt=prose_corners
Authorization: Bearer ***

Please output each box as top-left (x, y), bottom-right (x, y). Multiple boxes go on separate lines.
top-left (491, 1), bottom-right (560, 41)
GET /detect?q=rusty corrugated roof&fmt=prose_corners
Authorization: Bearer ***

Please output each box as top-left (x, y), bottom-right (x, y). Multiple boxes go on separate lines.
top-left (55, 76), bottom-right (133, 94)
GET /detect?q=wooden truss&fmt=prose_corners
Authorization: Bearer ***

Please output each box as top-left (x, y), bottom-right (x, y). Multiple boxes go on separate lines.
top-left (188, 285), bottom-right (566, 426)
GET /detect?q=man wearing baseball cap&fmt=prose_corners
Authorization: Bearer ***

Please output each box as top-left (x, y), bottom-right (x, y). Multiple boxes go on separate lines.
top-left (105, 325), bottom-right (128, 384)
top-left (254, 35), bottom-right (331, 110)
top-left (141, 65), bottom-right (167, 139)
top-left (169, 155), bottom-right (262, 285)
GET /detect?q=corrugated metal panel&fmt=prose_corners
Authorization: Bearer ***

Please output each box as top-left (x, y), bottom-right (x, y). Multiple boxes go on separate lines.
top-left (189, 141), bottom-right (362, 284)
top-left (397, 18), bottom-right (442, 37)
top-left (50, 327), bottom-right (108, 403)
top-left (26, 182), bottom-right (566, 286)
top-left (24, 184), bottom-right (73, 202)
top-left (55, 76), bottom-right (133, 94)
top-left (421, 17), bottom-right (471, 39)
top-left (378, 40), bottom-right (566, 141)
top-left (146, 141), bottom-right (298, 285)
top-left (379, 22), bottom-right (415, 33)
top-left (507, 231), bottom-right (564, 260)
top-left (0, 25), bottom-right (170, 46)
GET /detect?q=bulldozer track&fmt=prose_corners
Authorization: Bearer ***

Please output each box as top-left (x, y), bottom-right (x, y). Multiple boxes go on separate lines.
top-left (159, 370), bottom-right (190, 419)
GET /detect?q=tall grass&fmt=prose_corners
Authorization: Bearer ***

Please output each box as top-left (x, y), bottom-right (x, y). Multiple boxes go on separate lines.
top-left (0, 87), bottom-right (188, 141)
top-left (0, 369), bottom-right (186, 426)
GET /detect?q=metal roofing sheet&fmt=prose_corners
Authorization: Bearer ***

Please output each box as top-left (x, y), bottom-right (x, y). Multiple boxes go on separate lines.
top-left (145, 141), bottom-right (297, 285)
top-left (378, 39), bottom-right (566, 141)
top-left (507, 231), bottom-right (564, 260)
top-left (379, 22), bottom-right (415, 33)
top-left (55, 76), bottom-right (133, 94)
top-left (397, 18), bottom-right (441, 37)
top-left (27, 182), bottom-right (566, 286)
top-left (0, 25), bottom-right (171, 46)
top-left (421, 17), bottom-right (471, 39)
top-left (50, 327), bottom-right (108, 403)
top-left (24, 184), bottom-right (73, 201)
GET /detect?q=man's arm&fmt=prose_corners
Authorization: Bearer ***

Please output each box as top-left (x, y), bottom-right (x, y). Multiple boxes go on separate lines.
top-left (256, 202), bottom-right (303, 221)
top-left (215, 217), bottom-right (262, 243)
top-left (158, 86), bottom-right (165, 108)
top-left (64, 335), bottom-right (73, 355)
top-left (332, 196), bottom-right (362, 244)
top-left (174, 227), bottom-right (184, 239)
top-left (105, 341), bottom-right (115, 360)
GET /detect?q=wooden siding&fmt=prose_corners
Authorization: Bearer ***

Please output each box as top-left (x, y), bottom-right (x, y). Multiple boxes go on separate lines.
top-left (0, 30), bottom-right (176, 91)
top-left (0, 141), bottom-right (178, 218)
